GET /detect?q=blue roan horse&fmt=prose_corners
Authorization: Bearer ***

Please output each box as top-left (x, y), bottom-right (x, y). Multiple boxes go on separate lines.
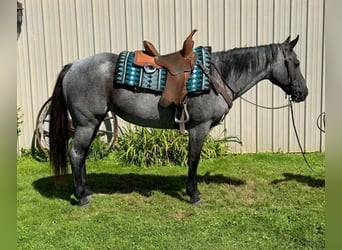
top-left (49, 35), bottom-right (308, 206)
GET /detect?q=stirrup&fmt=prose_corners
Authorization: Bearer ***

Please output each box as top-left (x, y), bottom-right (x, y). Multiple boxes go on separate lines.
top-left (174, 103), bottom-right (190, 124)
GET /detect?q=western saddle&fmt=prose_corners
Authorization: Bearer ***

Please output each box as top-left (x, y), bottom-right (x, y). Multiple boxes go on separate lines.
top-left (134, 30), bottom-right (198, 127)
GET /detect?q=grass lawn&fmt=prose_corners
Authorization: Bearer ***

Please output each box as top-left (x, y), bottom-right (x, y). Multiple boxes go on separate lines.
top-left (17, 152), bottom-right (325, 249)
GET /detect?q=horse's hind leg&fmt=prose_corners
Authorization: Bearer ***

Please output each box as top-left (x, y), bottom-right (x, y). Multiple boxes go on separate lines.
top-left (69, 124), bottom-right (99, 206)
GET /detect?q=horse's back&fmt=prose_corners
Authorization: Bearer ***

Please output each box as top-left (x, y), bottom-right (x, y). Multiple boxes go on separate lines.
top-left (63, 52), bottom-right (117, 91)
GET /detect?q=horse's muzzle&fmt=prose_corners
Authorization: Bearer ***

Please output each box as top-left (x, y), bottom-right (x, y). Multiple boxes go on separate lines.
top-left (291, 81), bottom-right (308, 102)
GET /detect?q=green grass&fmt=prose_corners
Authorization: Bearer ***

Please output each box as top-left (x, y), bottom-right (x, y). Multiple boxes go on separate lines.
top-left (17, 152), bottom-right (325, 249)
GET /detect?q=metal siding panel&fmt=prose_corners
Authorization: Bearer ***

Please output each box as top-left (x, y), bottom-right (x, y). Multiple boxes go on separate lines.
top-left (256, 81), bottom-right (274, 152)
top-left (17, 0), bottom-right (44, 149)
top-left (41, 0), bottom-right (63, 96)
top-left (175, 0), bottom-right (192, 46)
top-left (26, 0), bottom-right (49, 138)
top-left (158, 0), bottom-right (176, 53)
top-left (142, 0), bottom-right (160, 46)
top-left (273, 0), bottom-right (291, 152)
top-left (256, 0), bottom-right (274, 152)
top-left (108, 0), bottom-right (127, 52)
top-left (17, 0), bottom-right (325, 153)
top-left (93, 0), bottom-right (111, 53)
top-left (304, 0), bottom-right (325, 152)
top-left (59, 0), bottom-right (79, 62)
top-left (17, 7), bottom-right (35, 150)
top-left (224, 0), bottom-right (241, 48)
top-left (223, 0), bottom-right (242, 153)
top-left (191, 0), bottom-right (209, 46)
top-left (75, 0), bottom-right (95, 57)
top-left (125, 0), bottom-right (143, 50)
top-left (208, 0), bottom-right (225, 51)
top-left (240, 0), bottom-right (258, 153)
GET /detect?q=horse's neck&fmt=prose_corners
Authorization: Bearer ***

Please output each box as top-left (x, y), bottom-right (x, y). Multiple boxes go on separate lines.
top-left (230, 69), bottom-right (269, 99)
top-left (212, 46), bottom-right (275, 100)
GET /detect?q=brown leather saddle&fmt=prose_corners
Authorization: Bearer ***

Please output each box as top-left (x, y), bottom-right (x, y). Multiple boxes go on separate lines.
top-left (134, 30), bottom-right (198, 111)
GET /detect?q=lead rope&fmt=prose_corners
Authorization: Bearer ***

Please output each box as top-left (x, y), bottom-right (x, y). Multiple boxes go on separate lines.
top-left (288, 100), bottom-right (318, 173)
top-left (240, 97), bottom-right (318, 173)
top-left (240, 96), bottom-right (292, 110)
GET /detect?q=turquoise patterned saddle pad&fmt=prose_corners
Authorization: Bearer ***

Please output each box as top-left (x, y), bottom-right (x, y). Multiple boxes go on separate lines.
top-left (115, 46), bottom-right (211, 93)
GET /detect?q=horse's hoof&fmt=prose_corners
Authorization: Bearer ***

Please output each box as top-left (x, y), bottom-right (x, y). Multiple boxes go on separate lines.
top-left (189, 196), bottom-right (201, 205)
top-left (86, 193), bottom-right (94, 200)
top-left (78, 197), bottom-right (89, 207)
top-left (84, 189), bottom-right (93, 197)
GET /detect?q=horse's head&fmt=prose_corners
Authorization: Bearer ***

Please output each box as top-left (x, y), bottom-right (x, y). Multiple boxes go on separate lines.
top-left (270, 35), bottom-right (308, 102)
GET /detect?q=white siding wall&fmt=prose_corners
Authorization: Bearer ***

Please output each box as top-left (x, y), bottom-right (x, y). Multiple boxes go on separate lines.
top-left (17, 0), bottom-right (325, 153)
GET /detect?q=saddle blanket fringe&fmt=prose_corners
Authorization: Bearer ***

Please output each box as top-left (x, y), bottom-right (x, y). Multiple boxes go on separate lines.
top-left (115, 46), bottom-right (211, 93)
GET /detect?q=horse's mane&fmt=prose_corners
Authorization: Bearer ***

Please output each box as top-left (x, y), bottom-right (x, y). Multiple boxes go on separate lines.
top-left (212, 43), bottom-right (280, 80)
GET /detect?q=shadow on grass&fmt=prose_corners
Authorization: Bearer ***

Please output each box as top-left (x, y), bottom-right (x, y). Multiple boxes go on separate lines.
top-left (32, 172), bottom-right (245, 204)
top-left (271, 173), bottom-right (325, 188)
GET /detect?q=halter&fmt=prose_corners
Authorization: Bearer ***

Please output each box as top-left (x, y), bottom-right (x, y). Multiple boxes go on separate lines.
top-left (280, 44), bottom-right (301, 101)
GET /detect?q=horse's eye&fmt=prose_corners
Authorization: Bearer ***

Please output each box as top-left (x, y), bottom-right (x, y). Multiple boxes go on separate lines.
top-left (294, 59), bottom-right (300, 66)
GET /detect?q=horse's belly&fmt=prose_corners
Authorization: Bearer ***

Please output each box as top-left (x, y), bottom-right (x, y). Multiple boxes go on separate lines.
top-left (110, 88), bottom-right (176, 129)
top-left (115, 110), bottom-right (176, 129)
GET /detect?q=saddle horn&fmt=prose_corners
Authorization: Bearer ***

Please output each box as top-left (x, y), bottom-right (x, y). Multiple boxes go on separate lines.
top-left (182, 29), bottom-right (198, 57)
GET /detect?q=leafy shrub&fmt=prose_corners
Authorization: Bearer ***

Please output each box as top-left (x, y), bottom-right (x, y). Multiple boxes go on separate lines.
top-left (115, 127), bottom-right (240, 167)
top-left (87, 135), bottom-right (109, 160)
top-left (29, 147), bottom-right (49, 162)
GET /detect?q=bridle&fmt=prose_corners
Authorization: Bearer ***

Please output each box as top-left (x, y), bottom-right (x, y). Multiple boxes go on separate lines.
top-left (280, 44), bottom-right (302, 102)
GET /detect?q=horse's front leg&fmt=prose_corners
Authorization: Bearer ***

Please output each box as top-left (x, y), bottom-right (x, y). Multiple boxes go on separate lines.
top-left (186, 123), bottom-right (210, 204)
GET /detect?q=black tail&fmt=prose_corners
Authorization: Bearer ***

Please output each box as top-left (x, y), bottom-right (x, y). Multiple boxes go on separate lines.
top-left (49, 63), bottom-right (72, 176)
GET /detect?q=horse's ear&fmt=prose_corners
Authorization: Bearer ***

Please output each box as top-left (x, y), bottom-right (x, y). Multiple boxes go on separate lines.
top-left (284, 36), bottom-right (291, 44)
top-left (289, 35), bottom-right (299, 49)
